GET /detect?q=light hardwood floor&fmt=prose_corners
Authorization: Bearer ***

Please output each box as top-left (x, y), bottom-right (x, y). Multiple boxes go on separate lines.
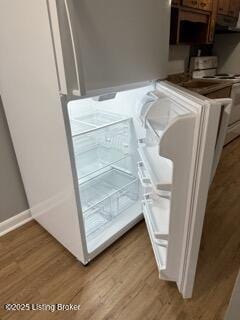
top-left (1, 139), bottom-right (240, 320)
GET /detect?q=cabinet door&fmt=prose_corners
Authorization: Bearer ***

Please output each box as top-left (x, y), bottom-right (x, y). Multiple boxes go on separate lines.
top-left (182, 0), bottom-right (199, 9)
top-left (218, 0), bottom-right (230, 15)
top-left (228, 0), bottom-right (240, 17)
top-left (199, 0), bottom-right (213, 11)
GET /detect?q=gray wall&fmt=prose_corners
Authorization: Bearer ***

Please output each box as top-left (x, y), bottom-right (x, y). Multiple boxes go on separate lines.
top-left (213, 34), bottom-right (240, 74)
top-left (168, 45), bottom-right (190, 75)
top-left (0, 97), bottom-right (28, 223)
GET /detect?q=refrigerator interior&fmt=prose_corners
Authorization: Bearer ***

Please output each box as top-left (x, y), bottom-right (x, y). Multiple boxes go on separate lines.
top-left (67, 85), bottom-right (155, 254)
top-left (66, 82), bottom-right (197, 283)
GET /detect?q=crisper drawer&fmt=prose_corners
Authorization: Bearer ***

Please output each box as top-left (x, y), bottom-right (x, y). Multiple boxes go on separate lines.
top-left (80, 168), bottom-right (139, 240)
top-left (138, 141), bottom-right (172, 193)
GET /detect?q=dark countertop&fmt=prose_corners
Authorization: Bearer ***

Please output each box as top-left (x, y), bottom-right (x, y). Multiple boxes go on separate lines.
top-left (167, 73), bottom-right (232, 96)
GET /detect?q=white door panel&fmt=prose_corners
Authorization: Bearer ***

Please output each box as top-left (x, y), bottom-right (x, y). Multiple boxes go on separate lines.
top-left (178, 97), bottom-right (224, 297)
top-left (0, 0), bottom-right (87, 263)
top-left (211, 99), bottom-right (232, 180)
top-left (52, 0), bottom-right (171, 96)
top-left (141, 82), bottom-right (229, 298)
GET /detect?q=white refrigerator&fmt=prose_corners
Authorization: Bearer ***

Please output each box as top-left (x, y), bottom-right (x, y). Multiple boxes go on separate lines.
top-left (0, 0), bottom-right (232, 299)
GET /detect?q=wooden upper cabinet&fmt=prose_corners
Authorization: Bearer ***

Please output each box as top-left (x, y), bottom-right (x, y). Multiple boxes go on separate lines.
top-left (170, 0), bottom-right (214, 45)
top-left (182, 0), bottom-right (213, 11)
top-left (199, 0), bottom-right (213, 11)
top-left (182, 0), bottom-right (199, 9)
top-left (218, 0), bottom-right (230, 15)
top-left (228, 0), bottom-right (240, 17)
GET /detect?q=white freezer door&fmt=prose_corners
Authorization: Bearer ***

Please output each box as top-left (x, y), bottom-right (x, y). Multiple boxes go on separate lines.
top-left (139, 82), bottom-right (231, 298)
top-left (49, 0), bottom-right (171, 96)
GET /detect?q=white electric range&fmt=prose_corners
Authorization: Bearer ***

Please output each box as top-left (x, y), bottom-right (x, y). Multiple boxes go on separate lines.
top-left (201, 74), bottom-right (240, 144)
top-left (202, 73), bottom-right (240, 82)
top-left (191, 57), bottom-right (240, 144)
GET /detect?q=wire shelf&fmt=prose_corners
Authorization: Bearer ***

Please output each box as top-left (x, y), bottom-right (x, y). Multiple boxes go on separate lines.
top-left (73, 121), bottom-right (130, 180)
top-left (70, 111), bottom-right (130, 136)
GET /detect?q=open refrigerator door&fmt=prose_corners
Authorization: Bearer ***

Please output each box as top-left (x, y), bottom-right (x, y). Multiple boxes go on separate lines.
top-left (137, 81), bottom-right (230, 298)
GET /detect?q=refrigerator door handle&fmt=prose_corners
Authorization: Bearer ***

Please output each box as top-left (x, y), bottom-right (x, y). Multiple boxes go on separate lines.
top-left (64, 0), bottom-right (86, 96)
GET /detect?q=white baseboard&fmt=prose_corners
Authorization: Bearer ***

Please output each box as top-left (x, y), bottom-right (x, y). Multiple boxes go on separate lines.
top-left (0, 210), bottom-right (32, 237)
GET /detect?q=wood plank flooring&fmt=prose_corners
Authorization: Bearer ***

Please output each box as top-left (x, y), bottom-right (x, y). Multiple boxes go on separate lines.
top-left (1, 138), bottom-right (240, 320)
